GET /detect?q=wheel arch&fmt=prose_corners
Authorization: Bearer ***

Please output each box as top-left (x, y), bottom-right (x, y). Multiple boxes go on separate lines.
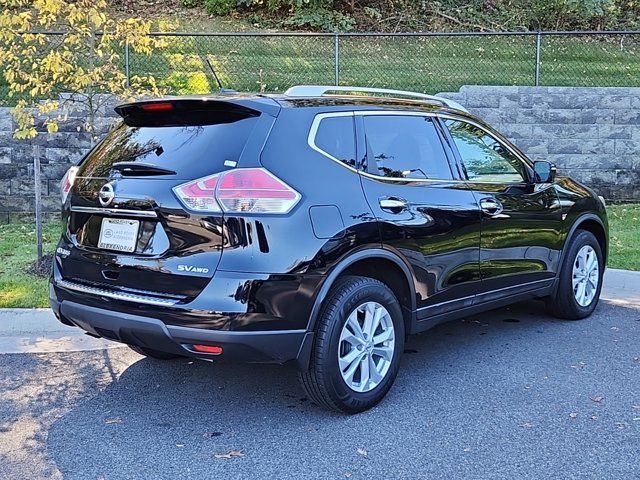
top-left (304, 247), bottom-right (417, 344)
top-left (563, 213), bottom-right (608, 267)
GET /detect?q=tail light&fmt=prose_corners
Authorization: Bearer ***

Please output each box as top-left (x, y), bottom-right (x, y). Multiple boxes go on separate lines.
top-left (173, 168), bottom-right (300, 214)
top-left (60, 166), bottom-right (79, 204)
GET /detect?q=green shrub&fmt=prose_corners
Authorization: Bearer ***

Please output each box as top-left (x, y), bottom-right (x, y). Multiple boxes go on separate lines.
top-left (284, 8), bottom-right (356, 31)
top-left (204, 0), bottom-right (234, 16)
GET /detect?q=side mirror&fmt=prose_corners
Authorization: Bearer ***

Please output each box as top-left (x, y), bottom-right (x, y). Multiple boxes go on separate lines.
top-left (533, 161), bottom-right (556, 183)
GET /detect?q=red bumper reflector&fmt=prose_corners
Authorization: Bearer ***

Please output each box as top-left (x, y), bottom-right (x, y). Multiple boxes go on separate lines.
top-left (192, 344), bottom-right (223, 355)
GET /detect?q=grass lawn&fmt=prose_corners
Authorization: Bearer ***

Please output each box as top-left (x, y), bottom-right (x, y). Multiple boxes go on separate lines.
top-left (0, 204), bottom-right (637, 308)
top-left (607, 203), bottom-right (640, 271)
top-left (129, 33), bottom-right (640, 95)
top-left (0, 223), bottom-right (61, 308)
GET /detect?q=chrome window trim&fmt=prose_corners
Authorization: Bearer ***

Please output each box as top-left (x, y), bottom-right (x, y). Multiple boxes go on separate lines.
top-left (70, 206), bottom-right (158, 218)
top-left (55, 279), bottom-right (180, 307)
top-left (308, 109), bottom-right (533, 186)
top-left (308, 112), bottom-right (363, 176)
top-left (308, 110), bottom-right (457, 184)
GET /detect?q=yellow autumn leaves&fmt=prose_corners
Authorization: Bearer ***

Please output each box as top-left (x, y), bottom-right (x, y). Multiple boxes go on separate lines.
top-left (0, 0), bottom-right (165, 139)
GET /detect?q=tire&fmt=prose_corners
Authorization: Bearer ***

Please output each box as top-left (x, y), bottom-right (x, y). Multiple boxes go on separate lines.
top-left (299, 275), bottom-right (405, 414)
top-left (128, 344), bottom-right (182, 360)
top-left (549, 229), bottom-right (604, 320)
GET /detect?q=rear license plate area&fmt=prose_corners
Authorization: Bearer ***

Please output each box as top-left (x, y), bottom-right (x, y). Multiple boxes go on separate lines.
top-left (98, 218), bottom-right (140, 253)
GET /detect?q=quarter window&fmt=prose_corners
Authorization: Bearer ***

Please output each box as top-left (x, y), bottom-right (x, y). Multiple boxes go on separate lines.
top-left (314, 115), bottom-right (357, 169)
top-left (445, 119), bottom-right (526, 183)
top-left (362, 115), bottom-right (453, 180)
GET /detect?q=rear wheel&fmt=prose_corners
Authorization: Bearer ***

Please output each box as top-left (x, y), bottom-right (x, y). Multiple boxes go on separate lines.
top-left (128, 345), bottom-right (182, 360)
top-left (549, 229), bottom-right (603, 320)
top-left (299, 276), bottom-right (405, 414)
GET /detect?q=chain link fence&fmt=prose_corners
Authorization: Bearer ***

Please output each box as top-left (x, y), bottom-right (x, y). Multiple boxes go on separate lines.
top-left (131, 31), bottom-right (640, 97)
top-left (2, 30), bottom-right (640, 103)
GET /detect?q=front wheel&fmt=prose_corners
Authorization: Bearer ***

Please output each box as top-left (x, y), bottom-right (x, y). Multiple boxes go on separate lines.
top-left (549, 229), bottom-right (604, 320)
top-left (299, 276), bottom-right (405, 414)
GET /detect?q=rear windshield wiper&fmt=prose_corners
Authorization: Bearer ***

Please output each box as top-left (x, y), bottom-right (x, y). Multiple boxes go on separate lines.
top-left (111, 162), bottom-right (177, 176)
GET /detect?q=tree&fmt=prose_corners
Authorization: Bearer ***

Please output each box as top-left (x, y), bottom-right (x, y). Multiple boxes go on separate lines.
top-left (0, 0), bottom-right (165, 264)
top-left (0, 0), bottom-right (165, 140)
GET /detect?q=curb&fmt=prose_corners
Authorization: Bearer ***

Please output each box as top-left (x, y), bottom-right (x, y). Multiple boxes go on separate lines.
top-left (0, 308), bottom-right (120, 354)
top-left (0, 269), bottom-right (638, 354)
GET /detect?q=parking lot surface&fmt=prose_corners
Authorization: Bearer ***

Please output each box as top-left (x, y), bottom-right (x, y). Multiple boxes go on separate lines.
top-left (1, 298), bottom-right (639, 479)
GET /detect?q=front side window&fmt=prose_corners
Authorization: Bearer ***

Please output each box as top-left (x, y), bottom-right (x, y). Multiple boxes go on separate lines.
top-left (444, 119), bottom-right (526, 183)
top-left (314, 115), bottom-right (357, 169)
top-left (362, 115), bottom-right (453, 180)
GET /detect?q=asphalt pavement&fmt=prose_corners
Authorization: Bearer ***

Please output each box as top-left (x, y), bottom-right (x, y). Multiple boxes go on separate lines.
top-left (1, 291), bottom-right (639, 479)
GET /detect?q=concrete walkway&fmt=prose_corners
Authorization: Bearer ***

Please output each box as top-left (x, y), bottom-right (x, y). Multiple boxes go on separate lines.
top-left (0, 268), bottom-right (638, 354)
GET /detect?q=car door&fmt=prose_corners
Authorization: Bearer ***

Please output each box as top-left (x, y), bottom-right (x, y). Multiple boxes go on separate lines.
top-left (356, 111), bottom-right (482, 326)
top-left (441, 116), bottom-right (564, 300)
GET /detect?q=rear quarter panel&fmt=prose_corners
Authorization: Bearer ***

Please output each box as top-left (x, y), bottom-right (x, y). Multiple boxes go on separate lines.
top-left (212, 107), bottom-right (382, 330)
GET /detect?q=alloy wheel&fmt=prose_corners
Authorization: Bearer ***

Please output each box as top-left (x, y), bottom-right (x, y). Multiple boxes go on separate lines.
top-left (338, 301), bottom-right (395, 393)
top-left (572, 245), bottom-right (599, 307)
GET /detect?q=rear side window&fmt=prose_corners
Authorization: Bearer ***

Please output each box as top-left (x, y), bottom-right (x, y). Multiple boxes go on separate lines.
top-left (79, 115), bottom-right (259, 179)
top-left (362, 115), bottom-right (453, 180)
top-left (313, 115), bottom-right (357, 169)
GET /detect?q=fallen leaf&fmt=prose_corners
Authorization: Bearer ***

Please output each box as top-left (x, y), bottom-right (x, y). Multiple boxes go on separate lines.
top-left (472, 320), bottom-right (489, 326)
top-left (569, 412), bottom-right (578, 419)
top-left (214, 449), bottom-right (245, 460)
top-left (590, 395), bottom-right (605, 403)
top-left (105, 417), bottom-right (122, 424)
top-left (356, 447), bottom-right (368, 457)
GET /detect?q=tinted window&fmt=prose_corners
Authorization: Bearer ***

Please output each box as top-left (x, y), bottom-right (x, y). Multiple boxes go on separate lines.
top-left (79, 115), bottom-right (259, 179)
top-left (363, 115), bottom-right (453, 180)
top-left (445, 119), bottom-right (526, 183)
top-left (314, 115), bottom-right (357, 169)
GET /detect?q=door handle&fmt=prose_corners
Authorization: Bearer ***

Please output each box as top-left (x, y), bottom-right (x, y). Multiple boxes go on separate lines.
top-left (379, 197), bottom-right (407, 213)
top-left (479, 197), bottom-right (504, 216)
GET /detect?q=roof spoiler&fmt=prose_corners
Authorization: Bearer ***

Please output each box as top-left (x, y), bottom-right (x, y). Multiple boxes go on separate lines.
top-left (114, 97), bottom-right (279, 127)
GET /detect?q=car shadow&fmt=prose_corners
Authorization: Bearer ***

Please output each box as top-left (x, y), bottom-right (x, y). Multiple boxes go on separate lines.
top-left (43, 299), bottom-right (631, 478)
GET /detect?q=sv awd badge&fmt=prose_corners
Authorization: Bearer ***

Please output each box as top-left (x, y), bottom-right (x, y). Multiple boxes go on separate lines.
top-left (177, 265), bottom-right (210, 274)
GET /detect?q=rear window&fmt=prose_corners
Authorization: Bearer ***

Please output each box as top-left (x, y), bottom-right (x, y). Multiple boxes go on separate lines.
top-left (78, 116), bottom-right (259, 179)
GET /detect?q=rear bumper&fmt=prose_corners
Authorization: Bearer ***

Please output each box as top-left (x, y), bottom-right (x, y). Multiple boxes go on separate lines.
top-left (50, 298), bottom-right (313, 367)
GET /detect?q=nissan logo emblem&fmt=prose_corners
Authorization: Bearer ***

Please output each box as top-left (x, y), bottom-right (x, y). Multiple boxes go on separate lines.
top-left (98, 182), bottom-right (115, 207)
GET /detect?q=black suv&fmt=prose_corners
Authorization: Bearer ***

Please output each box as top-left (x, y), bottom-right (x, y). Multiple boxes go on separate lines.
top-left (50, 85), bottom-right (608, 413)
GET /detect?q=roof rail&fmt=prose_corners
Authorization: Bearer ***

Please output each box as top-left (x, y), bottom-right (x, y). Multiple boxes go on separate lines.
top-left (283, 85), bottom-right (468, 112)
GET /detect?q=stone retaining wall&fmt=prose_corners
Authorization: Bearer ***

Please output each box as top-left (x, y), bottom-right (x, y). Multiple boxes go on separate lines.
top-left (0, 86), bottom-right (638, 222)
